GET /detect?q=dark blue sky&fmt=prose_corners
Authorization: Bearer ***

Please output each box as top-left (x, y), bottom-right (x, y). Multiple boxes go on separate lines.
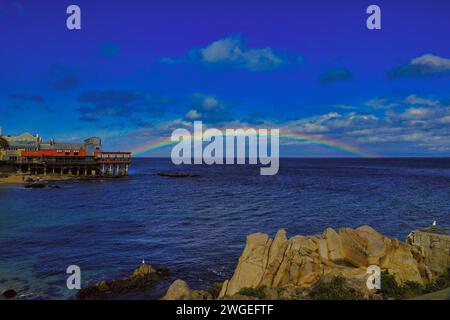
top-left (1, 0), bottom-right (449, 156)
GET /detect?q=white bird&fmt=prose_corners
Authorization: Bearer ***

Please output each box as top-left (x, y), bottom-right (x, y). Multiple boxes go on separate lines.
top-left (141, 259), bottom-right (145, 265)
top-left (432, 221), bottom-right (437, 227)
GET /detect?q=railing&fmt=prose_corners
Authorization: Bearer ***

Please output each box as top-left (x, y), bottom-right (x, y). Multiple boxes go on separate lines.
top-left (9, 156), bottom-right (131, 166)
top-left (95, 159), bottom-right (132, 163)
top-left (16, 158), bottom-right (97, 165)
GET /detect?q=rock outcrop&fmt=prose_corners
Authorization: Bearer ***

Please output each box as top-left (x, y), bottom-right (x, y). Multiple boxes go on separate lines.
top-left (219, 226), bottom-right (443, 298)
top-left (161, 279), bottom-right (193, 300)
top-left (407, 230), bottom-right (450, 282)
top-left (161, 279), bottom-right (213, 300)
top-left (76, 263), bottom-right (169, 300)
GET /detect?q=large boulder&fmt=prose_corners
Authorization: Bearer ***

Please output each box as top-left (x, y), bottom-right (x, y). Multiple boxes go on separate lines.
top-left (379, 238), bottom-right (423, 284)
top-left (355, 225), bottom-right (387, 264)
top-left (161, 279), bottom-right (192, 300)
top-left (220, 233), bottom-right (272, 296)
top-left (219, 226), bottom-right (437, 298)
top-left (161, 279), bottom-right (213, 300)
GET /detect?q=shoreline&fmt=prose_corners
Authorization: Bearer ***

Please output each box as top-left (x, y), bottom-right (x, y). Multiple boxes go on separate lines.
top-left (0, 173), bottom-right (68, 185)
top-left (0, 173), bottom-right (128, 185)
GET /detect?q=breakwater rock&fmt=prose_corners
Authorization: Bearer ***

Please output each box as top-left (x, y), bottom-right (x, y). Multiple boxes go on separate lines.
top-left (156, 172), bottom-right (199, 178)
top-left (218, 226), bottom-right (450, 299)
top-left (76, 263), bottom-right (169, 300)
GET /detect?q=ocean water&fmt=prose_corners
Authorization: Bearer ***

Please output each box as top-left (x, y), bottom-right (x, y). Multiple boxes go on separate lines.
top-left (0, 158), bottom-right (449, 299)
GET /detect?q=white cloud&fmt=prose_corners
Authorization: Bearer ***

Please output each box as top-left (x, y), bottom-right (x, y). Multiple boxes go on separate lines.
top-left (199, 36), bottom-right (285, 71)
top-left (404, 94), bottom-right (438, 106)
top-left (161, 36), bottom-right (296, 71)
top-left (185, 109), bottom-right (201, 120)
top-left (200, 37), bottom-right (241, 63)
top-left (284, 112), bottom-right (380, 134)
top-left (438, 115), bottom-right (450, 124)
top-left (390, 54), bottom-right (450, 78)
top-left (201, 96), bottom-right (221, 110)
top-left (364, 98), bottom-right (399, 109)
top-left (411, 54), bottom-right (450, 73)
top-left (399, 107), bottom-right (430, 120)
top-left (191, 94), bottom-right (224, 111)
top-left (185, 93), bottom-right (233, 123)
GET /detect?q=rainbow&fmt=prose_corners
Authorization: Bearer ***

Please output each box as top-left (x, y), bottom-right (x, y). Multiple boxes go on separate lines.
top-left (130, 130), bottom-right (377, 157)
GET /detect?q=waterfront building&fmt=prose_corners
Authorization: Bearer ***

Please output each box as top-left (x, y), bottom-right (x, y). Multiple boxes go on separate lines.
top-left (0, 128), bottom-right (131, 176)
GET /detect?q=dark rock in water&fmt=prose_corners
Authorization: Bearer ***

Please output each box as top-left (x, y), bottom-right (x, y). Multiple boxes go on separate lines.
top-left (156, 172), bottom-right (199, 178)
top-left (24, 182), bottom-right (46, 189)
top-left (3, 289), bottom-right (18, 299)
top-left (76, 263), bottom-right (169, 300)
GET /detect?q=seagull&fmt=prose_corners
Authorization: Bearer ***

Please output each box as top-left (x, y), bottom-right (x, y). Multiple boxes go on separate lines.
top-left (432, 221), bottom-right (437, 227)
top-left (141, 259), bottom-right (145, 265)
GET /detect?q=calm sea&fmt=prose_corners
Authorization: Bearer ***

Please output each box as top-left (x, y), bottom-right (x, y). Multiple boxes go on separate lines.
top-left (0, 158), bottom-right (449, 299)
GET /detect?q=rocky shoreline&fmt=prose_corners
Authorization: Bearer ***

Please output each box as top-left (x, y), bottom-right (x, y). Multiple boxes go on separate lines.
top-left (163, 226), bottom-right (449, 300)
top-left (76, 264), bottom-right (169, 300)
top-left (2, 225), bottom-right (449, 300)
top-left (0, 173), bottom-right (74, 185)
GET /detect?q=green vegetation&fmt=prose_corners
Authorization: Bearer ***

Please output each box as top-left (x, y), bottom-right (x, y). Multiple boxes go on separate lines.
top-left (236, 270), bottom-right (450, 300)
top-left (381, 269), bottom-right (450, 299)
top-left (309, 276), bottom-right (364, 300)
top-left (237, 286), bottom-right (266, 299)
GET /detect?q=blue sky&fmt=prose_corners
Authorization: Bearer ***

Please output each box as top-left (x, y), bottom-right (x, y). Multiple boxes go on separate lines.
top-left (0, 0), bottom-right (449, 156)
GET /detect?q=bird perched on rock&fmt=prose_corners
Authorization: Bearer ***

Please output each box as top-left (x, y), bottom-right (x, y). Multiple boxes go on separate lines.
top-left (432, 221), bottom-right (437, 227)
